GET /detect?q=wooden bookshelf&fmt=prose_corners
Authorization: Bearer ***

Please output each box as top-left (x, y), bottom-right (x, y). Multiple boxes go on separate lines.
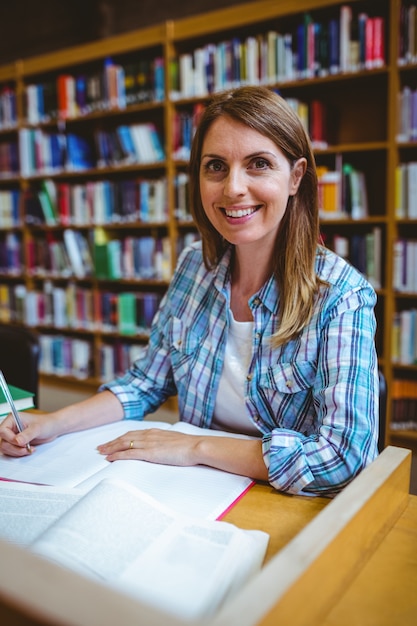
top-left (0, 0), bottom-right (416, 447)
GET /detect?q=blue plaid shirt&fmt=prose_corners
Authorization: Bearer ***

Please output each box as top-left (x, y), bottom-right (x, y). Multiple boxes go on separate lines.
top-left (103, 241), bottom-right (379, 496)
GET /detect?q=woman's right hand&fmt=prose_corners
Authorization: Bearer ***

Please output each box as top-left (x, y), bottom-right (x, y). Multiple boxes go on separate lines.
top-left (0, 411), bottom-right (59, 457)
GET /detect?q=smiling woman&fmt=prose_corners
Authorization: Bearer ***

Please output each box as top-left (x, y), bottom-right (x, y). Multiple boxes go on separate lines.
top-left (190, 87), bottom-right (319, 341)
top-left (0, 86), bottom-right (379, 499)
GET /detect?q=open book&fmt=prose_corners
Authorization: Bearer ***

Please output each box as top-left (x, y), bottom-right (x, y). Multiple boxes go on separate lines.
top-left (0, 478), bottom-right (269, 620)
top-left (0, 419), bottom-right (255, 520)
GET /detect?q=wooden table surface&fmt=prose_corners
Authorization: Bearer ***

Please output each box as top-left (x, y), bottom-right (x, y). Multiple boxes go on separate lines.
top-left (223, 482), bottom-right (417, 625)
top-left (222, 481), bottom-right (329, 563)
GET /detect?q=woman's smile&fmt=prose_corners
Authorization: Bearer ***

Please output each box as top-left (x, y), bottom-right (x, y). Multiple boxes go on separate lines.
top-left (223, 205), bottom-right (262, 219)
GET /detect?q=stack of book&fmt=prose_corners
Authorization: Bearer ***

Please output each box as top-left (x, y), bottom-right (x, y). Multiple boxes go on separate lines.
top-left (0, 383), bottom-right (34, 417)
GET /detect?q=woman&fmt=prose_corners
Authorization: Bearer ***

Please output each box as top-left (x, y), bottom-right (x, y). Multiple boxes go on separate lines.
top-left (0, 86), bottom-right (379, 496)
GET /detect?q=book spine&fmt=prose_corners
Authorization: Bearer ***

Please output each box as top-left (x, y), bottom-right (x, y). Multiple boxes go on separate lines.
top-left (372, 16), bottom-right (385, 68)
top-left (339, 4), bottom-right (352, 73)
top-left (328, 18), bottom-right (340, 74)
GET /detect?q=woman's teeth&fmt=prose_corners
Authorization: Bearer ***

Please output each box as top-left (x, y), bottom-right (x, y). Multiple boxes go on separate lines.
top-left (224, 207), bottom-right (258, 217)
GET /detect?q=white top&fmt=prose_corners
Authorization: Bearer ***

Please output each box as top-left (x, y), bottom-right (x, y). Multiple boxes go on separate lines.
top-left (212, 310), bottom-right (260, 437)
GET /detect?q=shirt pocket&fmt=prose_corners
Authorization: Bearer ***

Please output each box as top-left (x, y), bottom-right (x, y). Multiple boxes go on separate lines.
top-left (261, 360), bottom-right (317, 394)
top-left (259, 360), bottom-right (317, 431)
top-left (166, 317), bottom-right (203, 382)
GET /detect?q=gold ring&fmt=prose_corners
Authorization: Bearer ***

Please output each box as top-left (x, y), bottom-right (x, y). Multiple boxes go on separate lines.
top-left (130, 440), bottom-right (134, 449)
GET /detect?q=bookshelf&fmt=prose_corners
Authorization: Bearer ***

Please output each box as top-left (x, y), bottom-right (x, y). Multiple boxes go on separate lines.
top-left (0, 0), bottom-right (416, 448)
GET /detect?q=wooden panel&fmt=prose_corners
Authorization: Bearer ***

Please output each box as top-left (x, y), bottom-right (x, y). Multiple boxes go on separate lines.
top-left (0, 446), bottom-right (411, 626)
top-left (322, 495), bottom-right (417, 625)
top-left (0, 64), bottom-right (16, 82)
top-left (22, 23), bottom-right (167, 76)
top-left (211, 446), bottom-right (412, 626)
top-left (172, 0), bottom-right (353, 40)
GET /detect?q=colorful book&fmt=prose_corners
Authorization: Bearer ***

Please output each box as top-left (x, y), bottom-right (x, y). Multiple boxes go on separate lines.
top-left (0, 383), bottom-right (34, 416)
top-left (38, 179), bottom-right (58, 225)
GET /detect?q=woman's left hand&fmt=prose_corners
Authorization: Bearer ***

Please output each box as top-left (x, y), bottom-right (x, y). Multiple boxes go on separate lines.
top-left (97, 426), bottom-right (269, 481)
top-left (97, 428), bottom-right (201, 466)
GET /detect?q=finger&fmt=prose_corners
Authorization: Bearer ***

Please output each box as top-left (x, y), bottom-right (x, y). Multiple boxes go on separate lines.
top-left (97, 433), bottom-right (137, 454)
top-left (0, 437), bottom-right (35, 457)
top-left (0, 415), bottom-right (19, 438)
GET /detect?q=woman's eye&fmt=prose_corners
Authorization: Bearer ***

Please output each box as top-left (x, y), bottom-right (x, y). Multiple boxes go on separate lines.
top-left (205, 159), bottom-right (225, 172)
top-left (252, 157), bottom-right (269, 169)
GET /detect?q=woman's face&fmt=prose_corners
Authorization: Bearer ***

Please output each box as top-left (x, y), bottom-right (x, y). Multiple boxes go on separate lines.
top-left (199, 115), bottom-right (306, 255)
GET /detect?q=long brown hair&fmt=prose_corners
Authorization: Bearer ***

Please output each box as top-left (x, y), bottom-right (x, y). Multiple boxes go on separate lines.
top-left (189, 86), bottom-right (321, 346)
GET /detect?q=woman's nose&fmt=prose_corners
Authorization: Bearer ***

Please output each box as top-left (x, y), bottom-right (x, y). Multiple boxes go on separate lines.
top-left (223, 168), bottom-right (247, 197)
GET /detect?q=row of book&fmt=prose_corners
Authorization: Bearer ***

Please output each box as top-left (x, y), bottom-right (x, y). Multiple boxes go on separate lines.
top-left (172, 104), bottom-right (206, 161)
top-left (393, 239), bottom-right (417, 293)
top-left (37, 230), bottom-right (93, 279)
top-left (0, 85), bottom-right (17, 129)
top-left (24, 177), bottom-right (168, 227)
top-left (171, 7), bottom-right (385, 99)
top-left (21, 282), bottom-right (161, 336)
top-left (323, 227), bottom-right (382, 290)
top-left (97, 291), bottom-right (161, 336)
top-left (100, 341), bottom-right (143, 381)
top-left (0, 231), bottom-right (200, 282)
top-left (398, 1), bottom-right (417, 65)
top-left (317, 161), bottom-right (368, 219)
top-left (0, 280), bottom-right (162, 337)
top-left (95, 124), bottom-right (165, 167)
top-left (395, 161), bottom-right (417, 217)
top-left (38, 333), bottom-right (145, 381)
top-left (392, 309), bottom-right (417, 366)
top-left (0, 226), bottom-right (384, 290)
top-left (391, 378), bottom-right (417, 431)
top-left (22, 229), bottom-right (171, 282)
top-left (1, 85), bottom-right (413, 178)
top-left (396, 86), bottom-right (417, 142)
top-left (39, 334), bottom-right (93, 380)
top-left (0, 164), bottom-right (371, 229)
top-left (18, 122), bottom-right (165, 177)
top-left (276, 97), bottom-right (330, 150)
top-left (25, 282), bottom-right (94, 330)
top-left (25, 56), bottom-right (165, 124)
top-left (93, 233), bottom-right (171, 281)
top-left (172, 96), bottom-right (329, 161)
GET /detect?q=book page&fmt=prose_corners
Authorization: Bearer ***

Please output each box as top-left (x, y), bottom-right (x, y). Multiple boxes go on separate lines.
top-left (0, 420), bottom-right (254, 519)
top-left (31, 478), bottom-right (269, 620)
top-left (79, 457), bottom-right (253, 520)
top-left (0, 420), bottom-right (171, 486)
top-left (0, 481), bottom-right (85, 547)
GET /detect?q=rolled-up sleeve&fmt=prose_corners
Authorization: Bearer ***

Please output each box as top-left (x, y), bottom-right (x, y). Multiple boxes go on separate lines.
top-left (261, 278), bottom-right (379, 497)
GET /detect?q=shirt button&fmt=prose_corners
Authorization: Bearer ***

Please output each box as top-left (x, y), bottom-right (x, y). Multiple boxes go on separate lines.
top-left (253, 297), bottom-right (261, 306)
top-left (255, 332), bottom-right (261, 339)
top-left (286, 380), bottom-right (293, 388)
top-left (246, 373), bottom-right (253, 381)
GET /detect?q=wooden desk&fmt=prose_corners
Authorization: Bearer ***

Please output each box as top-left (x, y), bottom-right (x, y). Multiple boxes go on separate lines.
top-left (221, 483), bottom-right (417, 626)
top-left (222, 482), bottom-right (329, 563)
top-left (323, 494), bottom-right (417, 626)
top-left (0, 446), bottom-right (415, 626)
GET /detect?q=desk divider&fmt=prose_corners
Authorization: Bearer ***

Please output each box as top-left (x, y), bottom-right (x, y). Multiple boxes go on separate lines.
top-left (213, 445), bottom-right (412, 626)
top-left (0, 446), bottom-right (412, 626)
